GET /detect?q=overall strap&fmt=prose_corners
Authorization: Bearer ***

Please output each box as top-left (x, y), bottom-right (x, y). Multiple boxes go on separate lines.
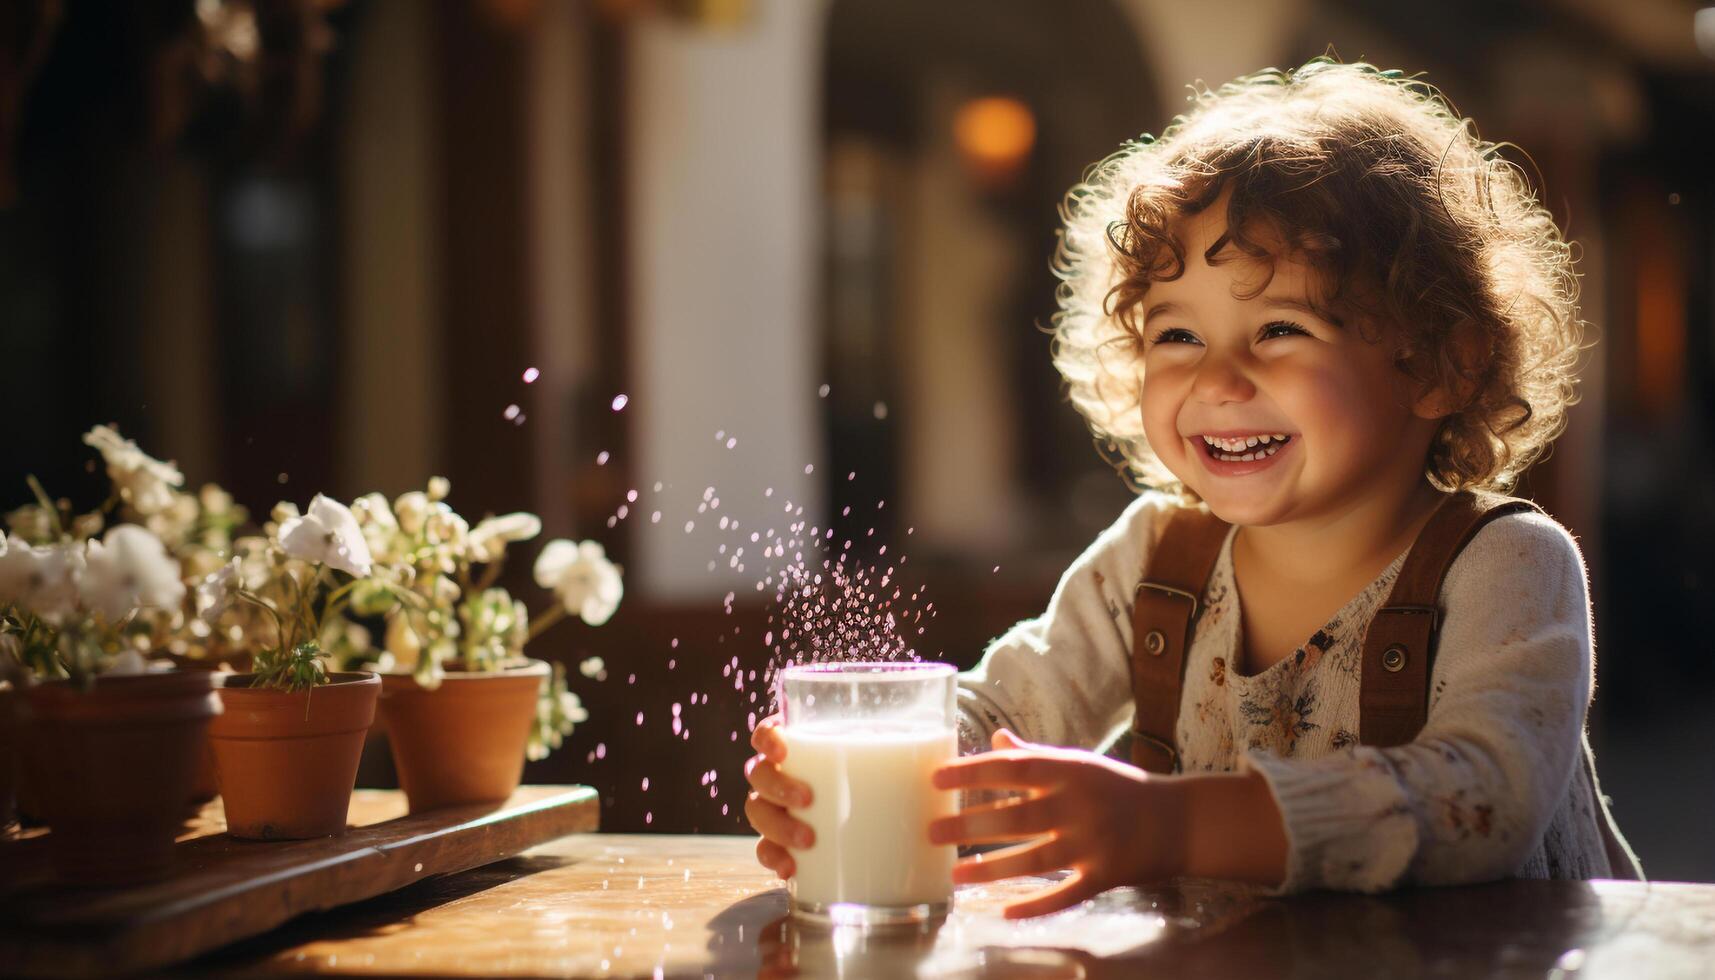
top-left (1359, 490), bottom-right (1544, 746)
top-left (1130, 506), bottom-right (1231, 774)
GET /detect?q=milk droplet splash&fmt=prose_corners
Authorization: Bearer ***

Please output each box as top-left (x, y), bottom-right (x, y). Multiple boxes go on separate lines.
top-left (600, 446), bottom-right (944, 832)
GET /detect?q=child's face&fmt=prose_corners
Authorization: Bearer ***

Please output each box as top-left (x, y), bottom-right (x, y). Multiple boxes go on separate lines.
top-left (1138, 197), bottom-right (1441, 527)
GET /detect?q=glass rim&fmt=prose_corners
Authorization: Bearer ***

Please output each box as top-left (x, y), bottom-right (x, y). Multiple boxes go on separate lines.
top-left (780, 660), bottom-right (955, 682)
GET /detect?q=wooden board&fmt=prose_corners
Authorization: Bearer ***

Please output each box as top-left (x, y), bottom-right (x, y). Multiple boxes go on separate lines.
top-left (0, 785), bottom-right (598, 979)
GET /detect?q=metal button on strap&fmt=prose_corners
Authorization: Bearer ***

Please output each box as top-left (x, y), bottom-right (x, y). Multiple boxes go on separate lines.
top-left (1382, 645), bottom-right (1408, 672)
top-left (1143, 629), bottom-right (1167, 656)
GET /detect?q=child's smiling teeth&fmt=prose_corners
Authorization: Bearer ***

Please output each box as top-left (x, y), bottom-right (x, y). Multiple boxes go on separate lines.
top-left (1200, 433), bottom-right (1292, 462)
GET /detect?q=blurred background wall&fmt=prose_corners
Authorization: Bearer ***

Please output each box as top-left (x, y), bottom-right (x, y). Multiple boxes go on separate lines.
top-left (2, 0), bottom-right (1712, 881)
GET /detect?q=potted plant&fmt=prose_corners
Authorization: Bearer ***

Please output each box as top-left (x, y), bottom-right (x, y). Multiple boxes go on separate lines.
top-left (337, 479), bottom-right (609, 812)
top-left (0, 512), bottom-right (220, 884)
top-left (201, 494), bottom-right (408, 840)
top-left (55, 425), bottom-right (250, 804)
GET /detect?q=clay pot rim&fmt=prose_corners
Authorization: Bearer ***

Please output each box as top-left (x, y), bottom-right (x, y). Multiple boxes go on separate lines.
top-left (23, 669), bottom-right (222, 724)
top-left (27, 668), bottom-right (219, 691)
top-left (376, 658), bottom-right (550, 686)
top-left (220, 671), bottom-right (380, 692)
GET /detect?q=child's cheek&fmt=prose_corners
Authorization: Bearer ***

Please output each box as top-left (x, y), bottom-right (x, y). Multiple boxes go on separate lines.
top-left (1139, 378), bottom-right (1192, 480)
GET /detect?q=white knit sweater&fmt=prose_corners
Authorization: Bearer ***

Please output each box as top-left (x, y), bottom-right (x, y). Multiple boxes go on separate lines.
top-left (956, 491), bottom-right (1637, 892)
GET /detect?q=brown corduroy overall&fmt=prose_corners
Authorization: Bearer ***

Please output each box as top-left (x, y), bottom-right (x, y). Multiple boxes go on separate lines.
top-left (1128, 489), bottom-right (1640, 879)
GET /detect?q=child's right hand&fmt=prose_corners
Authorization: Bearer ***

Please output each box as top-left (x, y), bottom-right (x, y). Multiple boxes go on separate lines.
top-left (743, 713), bottom-right (815, 880)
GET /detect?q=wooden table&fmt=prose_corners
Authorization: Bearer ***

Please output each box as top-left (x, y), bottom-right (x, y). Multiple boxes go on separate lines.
top-left (169, 835), bottom-right (1715, 979)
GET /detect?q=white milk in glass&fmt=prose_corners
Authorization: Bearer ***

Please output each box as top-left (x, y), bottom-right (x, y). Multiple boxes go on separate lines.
top-left (780, 719), bottom-right (957, 910)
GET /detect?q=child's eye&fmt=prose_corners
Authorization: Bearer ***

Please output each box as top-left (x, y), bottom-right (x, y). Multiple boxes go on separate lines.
top-left (1260, 320), bottom-right (1310, 340)
top-left (1147, 328), bottom-right (1200, 347)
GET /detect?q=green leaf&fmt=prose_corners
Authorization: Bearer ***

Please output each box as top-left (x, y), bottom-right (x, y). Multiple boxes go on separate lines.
top-left (252, 640), bottom-right (330, 693)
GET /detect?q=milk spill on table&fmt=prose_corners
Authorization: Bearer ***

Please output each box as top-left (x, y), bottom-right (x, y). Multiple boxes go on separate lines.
top-left (779, 720), bottom-right (957, 908)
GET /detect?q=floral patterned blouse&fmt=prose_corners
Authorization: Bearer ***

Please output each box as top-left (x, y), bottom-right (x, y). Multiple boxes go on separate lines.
top-left (956, 491), bottom-right (1636, 892)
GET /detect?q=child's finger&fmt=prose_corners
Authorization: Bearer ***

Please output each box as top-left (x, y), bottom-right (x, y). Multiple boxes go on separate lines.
top-left (1002, 871), bottom-right (1100, 920)
top-left (755, 838), bottom-right (796, 880)
top-left (928, 795), bottom-right (1058, 846)
top-left (744, 753), bottom-right (813, 809)
top-left (744, 790), bottom-right (816, 851)
top-left (750, 714), bottom-right (788, 762)
top-left (950, 836), bottom-right (1068, 885)
top-left (932, 752), bottom-right (1058, 791)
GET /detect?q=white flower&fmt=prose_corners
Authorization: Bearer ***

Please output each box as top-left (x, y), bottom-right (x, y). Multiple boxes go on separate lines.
top-left (195, 558), bottom-right (242, 624)
top-left (578, 656), bottom-right (605, 679)
top-left (199, 483), bottom-right (236, 515)
top-left (278, 495), bottom-right (374, 577)
top-left (393, 492), bottom-right (430, 535)
top-left (533, 539), bottom-right (623, 626)
top-left (81, 525), bottom-right (186, 623)
top-left (143, 492), bottom-right (200, 547)
top-left (559, 688), bottom-right (589, 725)
top-left (427, 476), bottom-right (451, 502)
top-left (351, 492), bottom-right (397, 530)
top-left (425, 509), bottom-right (469, 549)
top-left (0, 534), bottom-right (86, 625)
top-left (83, 425), bottom-right (185, 516)
top-left (468, 513), bottom-right (542, 563)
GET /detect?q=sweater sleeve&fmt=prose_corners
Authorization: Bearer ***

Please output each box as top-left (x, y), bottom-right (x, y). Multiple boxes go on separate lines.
top-left (1243, 511), bottom-right (1594, 893)
top-left (956, 491), bottom-right (1177, 755)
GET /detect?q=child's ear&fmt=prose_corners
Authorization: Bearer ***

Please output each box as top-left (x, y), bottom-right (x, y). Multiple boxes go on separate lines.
top-left (1405, 320), bottom-right (1487, 420)
top-left (1412, 384), bottom-right (1459, 420)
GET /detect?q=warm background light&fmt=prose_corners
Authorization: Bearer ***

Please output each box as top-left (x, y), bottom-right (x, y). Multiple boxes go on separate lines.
top-left (951, 96), bottom-right (1037, 185)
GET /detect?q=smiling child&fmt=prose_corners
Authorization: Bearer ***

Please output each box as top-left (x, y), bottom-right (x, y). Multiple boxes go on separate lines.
top-left (745, 59), bottom-right (1640, 918)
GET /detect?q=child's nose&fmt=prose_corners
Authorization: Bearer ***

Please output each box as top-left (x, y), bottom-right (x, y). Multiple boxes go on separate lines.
top-left (1190, 353), bottom-right (1257, 404)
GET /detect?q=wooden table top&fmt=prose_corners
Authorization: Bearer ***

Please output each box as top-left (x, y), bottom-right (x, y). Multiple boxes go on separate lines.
top-left (171, 834), bottom-right (1715, 979)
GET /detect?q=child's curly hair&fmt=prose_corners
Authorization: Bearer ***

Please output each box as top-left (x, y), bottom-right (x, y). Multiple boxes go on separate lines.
top-left (1051, 59), bottom-right (1583, 494)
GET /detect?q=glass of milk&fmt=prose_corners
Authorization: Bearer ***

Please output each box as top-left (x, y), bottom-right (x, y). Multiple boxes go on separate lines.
top-left (778, 661), bottom-right (958, 926)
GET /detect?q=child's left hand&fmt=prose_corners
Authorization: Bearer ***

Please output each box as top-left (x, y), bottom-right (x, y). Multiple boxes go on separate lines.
top-left (929, 729), bottom-right (1188, 919)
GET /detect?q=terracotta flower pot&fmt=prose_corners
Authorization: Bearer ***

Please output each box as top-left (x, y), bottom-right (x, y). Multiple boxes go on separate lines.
top-left (20, 670), bottom-right (222, 884)
top-left (210, 672), bottom-right (380, 840)
top-left (378, 659), bottom-right (548, 813)
top-left (0, 684), bottom-right (17, 832)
